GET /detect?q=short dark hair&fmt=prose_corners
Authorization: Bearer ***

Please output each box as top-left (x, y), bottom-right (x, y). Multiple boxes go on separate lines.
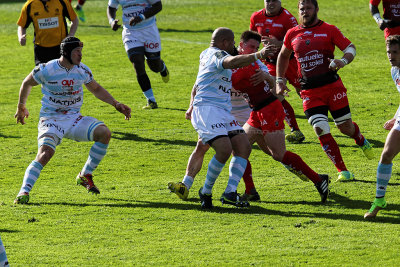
top-left (387, 35), bottom-right (400, 46)
top-left (298, 0), bottom-right (318, 9)
top-left (240, 30), bottom-right (261, 43)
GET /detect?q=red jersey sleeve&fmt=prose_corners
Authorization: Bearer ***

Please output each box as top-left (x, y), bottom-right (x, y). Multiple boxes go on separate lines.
top-left (330, 25), bottom-right (352, 51)
top-left (283, 27), bottom-right (295, 51)
top-left (370, 0), bottom-right (381, 6)
top-left (282, 8), bottom-right (298, 32)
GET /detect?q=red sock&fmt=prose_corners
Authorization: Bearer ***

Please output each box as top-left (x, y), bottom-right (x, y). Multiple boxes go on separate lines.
top-left (281, 99), bottom-right (300, 131)
top-left (242, 160), bottom-right (255, 194)
top-left (281, 151), bottom-right (321, 184)
top-left (351, 122), bottom-right (365, 146)
top-left (318, 133), bottom-right (347, 172)
top-left (78, 0), bottom-right (86, 5)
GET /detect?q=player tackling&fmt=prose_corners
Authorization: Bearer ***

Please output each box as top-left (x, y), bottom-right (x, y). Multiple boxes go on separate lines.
top-left (14, 36), bottom-right (131, 204)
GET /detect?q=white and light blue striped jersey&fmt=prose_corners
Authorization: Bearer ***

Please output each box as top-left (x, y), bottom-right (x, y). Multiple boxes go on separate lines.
top-left (391, 66), bottom-right (400, 93)
top-left (32, 59), bottom-right (93, 117)
top-left (192, 47), bottom-right (232, 112)
top-left (108, 0), bottom-right (159, 30)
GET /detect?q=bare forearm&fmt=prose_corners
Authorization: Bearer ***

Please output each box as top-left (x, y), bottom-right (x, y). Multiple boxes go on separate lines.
top-left (276, 53), bottom-right (290, 78)
top-left (68, 18), bottom-right (79, 36)
top-left (143, 1), bottom-right (162, 18)
top-left (223, 53), bottom-right (259, 69)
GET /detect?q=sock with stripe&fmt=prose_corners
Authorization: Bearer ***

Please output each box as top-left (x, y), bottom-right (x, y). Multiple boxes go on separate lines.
top-left (281, 151), bottom-right (321, 184)
top-left (182, 175), bottom-right (194, 190)
top-left (225, 156), bottom-right (248, 194)
top-left (81, 142), bottom-right (109, 175)
top-left (242, 159), bottom-right (255, 194)
top-left (376, 162), bottom-right (392, 198)
top-left (351, 122), bottom-right (365, 147)
top-left (18, 160), bottom-right (43, 195)
top-left (318, 133), bottom-right (347, 172)
top-left (201, 156), bottom-right (225, 195)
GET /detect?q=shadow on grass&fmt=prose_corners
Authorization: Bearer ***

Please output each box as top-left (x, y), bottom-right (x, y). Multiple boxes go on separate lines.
top-left (334, 135), bottom-right (385, 148)
top-left (0, 229), bottom-right (20, 233)
top-left (0, 133), bottom-right (20, 139)
top-left (24, 194), bottom-right (400, 224)
top-left (112, 131), bottom-right (197, 146)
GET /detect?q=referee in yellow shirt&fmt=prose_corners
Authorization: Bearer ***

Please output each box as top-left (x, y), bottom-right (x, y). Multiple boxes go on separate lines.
top-left (17, 0), bottom-right (79, 65)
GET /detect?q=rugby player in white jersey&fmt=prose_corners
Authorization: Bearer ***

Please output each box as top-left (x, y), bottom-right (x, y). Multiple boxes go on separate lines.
top-left (365, 35), bottom-right (400, 219)
top-left (107, 0), bottom-right (169, 109)
top-left (174, 27), bottom-right (274, 209)
top-left (0, 236), bottom-right (9, 267)
top-left (168, 34), bottom-right (275, 202)
top-left (14, 37), bottom-right (131, 204)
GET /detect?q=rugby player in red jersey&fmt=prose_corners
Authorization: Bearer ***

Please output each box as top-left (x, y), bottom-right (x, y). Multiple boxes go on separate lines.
top-left (276, 0), bottom-right (373, 182)
top-left (370, 0), bottom-right (400, 39)
top-left (232, 30), bottom-right (329, 203)
top-left (250, 0), bottom-right (305, 144)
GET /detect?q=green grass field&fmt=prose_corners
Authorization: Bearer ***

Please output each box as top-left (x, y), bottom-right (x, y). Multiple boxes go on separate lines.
top-left (1, 0), bottom-right (400, 265)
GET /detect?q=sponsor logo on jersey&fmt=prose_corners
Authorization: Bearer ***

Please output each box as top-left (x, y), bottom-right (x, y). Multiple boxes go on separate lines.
top-left (298, 50), bottom-right (324, 72)
top-left (38, 17), bottom-right (59, 29)
top-left (303, 31), bottom-right (313, 35)
top-left (255, 23), bottom-right (264, 27)
top-left (272, 23), bottom-right (283, 28)
top-left (314, 33), bottom-right (327, 37)
top-left (41, 121), bottom-right (65, 134)
top-left (48, 81), bottom-right (58, 84)
top-left (144, 42), bottom-right (159, 49)
top-left (261, 120), bottom-right (268, 126)
top-left (266, 19), bottom-right (273, 23)
top-left (211, 123), bottom-right (226, 129)
top-left (49, 96), bottom-right (82, 106)
top-left (306, 40), bottom-right (311, 45)
top-left (229, 120), bottom-right (239, 127)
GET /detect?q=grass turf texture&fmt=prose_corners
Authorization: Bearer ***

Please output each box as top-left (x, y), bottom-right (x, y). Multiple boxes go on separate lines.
top-left (1, 0), bottom-right (400, 265)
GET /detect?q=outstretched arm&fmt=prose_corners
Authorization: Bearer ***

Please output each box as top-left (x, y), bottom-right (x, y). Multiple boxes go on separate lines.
top-left (15, 73), bottom-right (38, 124)
top-left (107, 6), bottom-right (121, 31)
top-left (85, 80), bottom-right (131, 120)
top-left (222, 44), bottom-right (278, 69)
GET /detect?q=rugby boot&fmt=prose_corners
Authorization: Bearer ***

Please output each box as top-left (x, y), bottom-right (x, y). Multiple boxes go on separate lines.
top-left (364, 197), bottom-right (387, 219)
top-left (241, 188), bottom-right (261, 202)
top-left (220, 191), bottom-right (250, 208)
top-left (314, 174), bottom-right (330, 203)
top-left (143, 100), bottom-right (158, 109)
top-left (160, 66), bottom-right (169, 83)
top-left (76, 173), bottom-right (100, 194)
top-left (361, 139), bottom-right (374, 160)
top-left (198, 187), bottom-right (213, 209)
top-left (168, 182), bottom-right (189, 200)
top-left (336, 170), bottom-right (355, 182)
top-left (285, 130), bottom-right (305, 144)
top-left (14, 192), bottom-right (29, 204)
top-left (75, 5), bottom-right (86, 22)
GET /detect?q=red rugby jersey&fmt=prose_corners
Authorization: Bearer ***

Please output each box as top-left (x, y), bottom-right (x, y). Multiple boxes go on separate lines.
top-left (283, 20), bottom-right (351, 80)
top-left (370, 0), bottom-right (400, 22)
top-left (231, 61), bottom-right (272, 108)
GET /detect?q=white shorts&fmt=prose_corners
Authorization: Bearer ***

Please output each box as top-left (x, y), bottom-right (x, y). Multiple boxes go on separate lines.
top-left (37, 114), bottom-right (105, 147)
top-left (122, 24), bottom-right (161, 54)
top-left (394, 117), bottom-right (400, 131)
top-left (191, 105), bottom-right (243, 144)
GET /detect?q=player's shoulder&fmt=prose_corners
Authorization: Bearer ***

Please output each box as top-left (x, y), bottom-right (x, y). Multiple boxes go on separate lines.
top-left (77, 62), bottom-right (93, 76)
top-left (391, 66), bottom-right (399, 78)
top-left (282, 8), bottom-right (295, 17)
top-left (251, 9), bottom-right (265, 19)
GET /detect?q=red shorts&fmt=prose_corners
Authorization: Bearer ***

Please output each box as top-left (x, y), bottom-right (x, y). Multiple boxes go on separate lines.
top-left (385, 26), bottom-right (400, 39)
top-left (246, 99), bottom-right (285, 134)
top-left (300, 79), bottom-right (349, 112)
top-left (267, 58), bottom-right (300, 89)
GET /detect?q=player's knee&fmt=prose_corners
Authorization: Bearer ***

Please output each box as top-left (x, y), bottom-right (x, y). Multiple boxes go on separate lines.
top-left (194, 141), bottom-right (210, 154)
top-left (147, 59), bottom-right (162, 72)
top-left (309, 114), bottom-right (330, 136)
top-left (270, 149), bottom-right (285, 162)
top-left (93, 125), bottom-right (111, 144)
top-left (36, 144), bottom-right (55, 166)
top-left (381, 148), bottom-right (396, 164)
top-left (336, 118), bottom-right (353, 135)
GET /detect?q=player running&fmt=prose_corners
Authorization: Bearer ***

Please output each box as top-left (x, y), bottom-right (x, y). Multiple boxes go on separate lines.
top-left (276, 0), bottom-right (373, 182)
top-left (107, 0), bottom-right (169, 109)
top-left (14, 37), bottom-right (131, 204)
top-left (365, 35), bottom-right (400, 219)
top-left (250, 0), bottom-right (305, 144)
top-left (370, 0), bottom-right (400, 39)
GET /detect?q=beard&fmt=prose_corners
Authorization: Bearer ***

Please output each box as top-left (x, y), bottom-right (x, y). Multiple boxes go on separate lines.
top-left (300, 11), bottom-right (318, 27)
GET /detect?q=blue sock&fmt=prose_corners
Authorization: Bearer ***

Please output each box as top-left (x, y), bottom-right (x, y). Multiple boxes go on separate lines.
top-left (182, 175), bottom-right (194, 189)
top-left (81, 142), bottom-right (108, 175)
top-left (143, 89), bottom-right (156, 102)
top-left (225, 156), bottom-right (247, 194)
top-left (376, 162), bottom-right (392, 198)
top-left (0, 236), bottom-right (9, 267)
top-left (202, 156), bottom-right (225, 194)
top-left (19, 160), bottom-right (43, 195)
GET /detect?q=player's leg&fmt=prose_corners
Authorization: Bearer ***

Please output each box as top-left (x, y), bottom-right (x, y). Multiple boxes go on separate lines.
top-left (14, 135), bottom-right (57, 204)
top-left (74, 0), bottom-right (86, 22)
top-left (365, 126), bottom-right (400, 218)
top-left (168, 138), bottom-right (210, 200)
top-left (144, 24), bottom-right (169, 82)
top-left (0, 236), bottom-right (9, 267)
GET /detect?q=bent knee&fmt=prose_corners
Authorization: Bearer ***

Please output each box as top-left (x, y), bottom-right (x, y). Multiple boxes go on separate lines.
top-left (94, 125), bottom-right (111, 143)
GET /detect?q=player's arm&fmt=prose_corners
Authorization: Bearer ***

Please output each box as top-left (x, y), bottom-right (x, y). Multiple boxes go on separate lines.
top-left (85, 80), bottom-right (131, 120)
top-left (18, 26), bottom-right (27, 46)
top-left (329, 44), bottom-right (356, 71)
top-left (68, 17), bottom-right (79, 36)
top-left (129, 1), bottom-right (162, 26)
top-left (107, 6), bottom-right (121, 31)
top-left (15, 73), bottom-right (38, 125)
top-left (223, 44), bottom-right (277, 69)
top-left (185, 84), bottom-right (197, 120)
top-left (275, 44), bottom-right (292, 96)
top-left (370, 3), bottom-right (389, 30)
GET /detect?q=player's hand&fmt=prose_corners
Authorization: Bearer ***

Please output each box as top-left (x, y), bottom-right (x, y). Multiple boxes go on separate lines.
top-left (111, 19), bottom-right (121, 31)
top-left (328, 58), bottom-right (345, 71)
top-left (15, 105), bottom-right (29, 125)
top-left (115, 102), bottom-right (131, 120)
top-left (378, 19), bottom-right (389, 31)
top-left (383, 118), bottom-right (396, 130)
top-left (259, 44), bottom-right (279, 59)
top-left (185, 105), bottom-right (193, 120)
top-left (250, 69), bottom-right (268, 86)
top-left (19, 34), bottom-right (26, 46)
top-left (275, 82), bottom-right (290, 97)
top-left (261, 36), bottom-right (281, 47)
top-left (129, 16), bottom-right (144, 26)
